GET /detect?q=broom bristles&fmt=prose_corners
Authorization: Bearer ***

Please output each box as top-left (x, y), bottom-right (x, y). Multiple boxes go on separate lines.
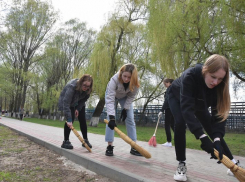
top-left (104, 119), bottom-right (151, 158)
top-left (148, 136), bottom-right (157, 147)
top-left (214, 149), bottom-right (245, 182)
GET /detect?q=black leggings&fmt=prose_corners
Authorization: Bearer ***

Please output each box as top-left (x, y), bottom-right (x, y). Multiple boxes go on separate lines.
top-left (168, 91), bottom-right (233, 162)
top-left (20, 114), bottom-right (24, 120)
top-left (64, 106), bottom-right (88, 141)
top-left (164, 108), bottom-right (175, 142)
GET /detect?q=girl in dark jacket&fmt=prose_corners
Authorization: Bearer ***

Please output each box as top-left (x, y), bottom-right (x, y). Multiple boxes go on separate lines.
top-left (168, 54), bottom-right (240, 181)
top-left (158, 78), bottom-right (175, 147)
top-left (58, 74), bottom-right (93, 150)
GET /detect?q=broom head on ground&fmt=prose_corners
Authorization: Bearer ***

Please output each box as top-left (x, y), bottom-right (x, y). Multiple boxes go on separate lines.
top-left (148, 115), bottom-right (161, 147)
top-left (71, 126), bottom-right (92, 153)
top-left (214, 149), bottom-right (245, 182)
top-left (148, 134), bottom-right (157, 147)
top-left (104, 119), bottom-right (151, 159)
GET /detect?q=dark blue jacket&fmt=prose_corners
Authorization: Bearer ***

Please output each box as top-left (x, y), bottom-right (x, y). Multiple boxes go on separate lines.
top-left (58, 79), bottom-right (90, 122)
top-left (169, 64), bottom-right (226, 139)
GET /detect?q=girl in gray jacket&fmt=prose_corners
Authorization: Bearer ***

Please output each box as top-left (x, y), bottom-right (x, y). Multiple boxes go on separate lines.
top-left (58, 74), bottom-right (93, 149)
top-left (105, 63), bottom-right (141, 156)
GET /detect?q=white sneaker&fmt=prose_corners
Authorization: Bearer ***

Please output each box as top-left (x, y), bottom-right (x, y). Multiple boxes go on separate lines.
top-left (227, 160), bottom-right (243, 176)
top-left (227, 169), bottom-right (234, 176)
top-left (162, 142), bottom-right (172, 147)
top-left (174, 162), bottom-right (187, 181)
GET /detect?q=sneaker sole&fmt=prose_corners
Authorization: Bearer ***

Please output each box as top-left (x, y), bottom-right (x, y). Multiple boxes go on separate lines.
top-left (61, 146), bottom-right (73, 149)
top-left (162, 145), bottom-right (172, 147)
top-left (82, 145), bottom-right (92, 149)
top-left (174, 174), bottom-right (187, 181)
top-left (130, 151), bottom-right (143, 156)
top-left (105, 153), bottom-right (114, 156)
top-left (227, 170), bottom-right (234, 176)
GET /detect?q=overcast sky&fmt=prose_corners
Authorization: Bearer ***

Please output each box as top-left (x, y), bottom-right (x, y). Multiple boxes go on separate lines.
top-left (51, 0), bottom-right (118, 31)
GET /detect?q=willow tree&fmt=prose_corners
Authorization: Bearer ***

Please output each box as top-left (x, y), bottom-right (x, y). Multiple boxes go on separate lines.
top-left (36, 19), bottom-right (96, 118)
top-left (148, 0), bottom-right (245, 80)
top-left (119, 24), bottom-right (166, 123)
top-left (88, 0), bottom-right (147, 126)
top-left (0, 0), bottom-right (58, 112)
top-left (222, 1), bottom-right (245, 84)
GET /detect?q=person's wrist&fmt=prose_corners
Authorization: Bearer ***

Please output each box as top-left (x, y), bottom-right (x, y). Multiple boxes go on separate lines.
top-left (214, 137), bottom-right (220, 142)
top-left (199, 134), bottom-right (207, 139)
top-left (67, 118), bottom-right (72, 122)
top-left (109, 115), bottom-right (115, 120)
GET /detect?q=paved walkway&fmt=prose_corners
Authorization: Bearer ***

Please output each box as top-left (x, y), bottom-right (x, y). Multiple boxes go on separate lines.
top-left (0, 117), bottom-right (242, 182)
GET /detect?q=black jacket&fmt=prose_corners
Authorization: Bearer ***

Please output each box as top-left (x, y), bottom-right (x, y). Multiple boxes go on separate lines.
top-left (58, 79), bottom-right (90, 122)
top-left (169, 64), bottom-right (226, 139)
top-left (161, 87), bottom-right (170, 112)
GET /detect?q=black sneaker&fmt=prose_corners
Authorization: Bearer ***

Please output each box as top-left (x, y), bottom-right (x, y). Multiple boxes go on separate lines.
top-left (130, 148), bottom-right (142, 156)
top-left (61, 140), bottom-right (73, 149)
top-left (105, 145), bottom-right (114, 156)
top-left (82, 139), bottom-right (92, 148)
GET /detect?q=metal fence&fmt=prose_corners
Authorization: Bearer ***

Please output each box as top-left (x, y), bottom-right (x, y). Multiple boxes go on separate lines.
top-left (226, 102), bottom-right (245, 131)
top-left (85, 105), bottom-right (163, 124)
top-left (85, 102), bottom-right (245, 131)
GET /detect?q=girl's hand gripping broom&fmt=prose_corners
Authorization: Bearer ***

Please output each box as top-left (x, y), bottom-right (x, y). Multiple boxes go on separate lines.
top-left (104, 119), bottom-right (151, 159)
top-left (148, 115), bottom-right (160, 147)
top-left (214, 149), bottom-right (245, 182)
top-left (71, 126), bottom-right (92, 153)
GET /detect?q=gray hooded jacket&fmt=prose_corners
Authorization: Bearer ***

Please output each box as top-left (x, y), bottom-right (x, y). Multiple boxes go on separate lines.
top-left (58, 79), bottom-right (90, 122)
top-left (106, 73), bottom-right (139, 116)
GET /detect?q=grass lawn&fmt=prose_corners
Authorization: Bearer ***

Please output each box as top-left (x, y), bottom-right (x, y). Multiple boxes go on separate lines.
top-left (23, 117), bottom-right (245, 157)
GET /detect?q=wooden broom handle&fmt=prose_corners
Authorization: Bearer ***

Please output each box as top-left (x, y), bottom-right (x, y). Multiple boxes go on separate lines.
top-left (71, 126), bottom-right (92, 153)
top-left (104, 119), bottom-right (151, 159)
top-left (153, 116), bottom-right (160, 135)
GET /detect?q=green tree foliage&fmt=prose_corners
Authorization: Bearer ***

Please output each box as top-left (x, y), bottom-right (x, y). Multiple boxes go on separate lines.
top-left (87, 0), bottom-right (148, 125)
top-left (0, 0), bottom-right (58, 112)
top-left (148, 0), bottom-right (245, 83)
top-left (222, 1), bottom-right (245, 82)
top-left (38, 18), bottom-right (96, 116)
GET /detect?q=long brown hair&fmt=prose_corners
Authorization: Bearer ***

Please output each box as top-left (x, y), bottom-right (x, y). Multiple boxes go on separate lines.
top-left (76, 74), bottom-right (93, 94)
top-left (202, 54), bottom-right (230, 121)
top-left (118, 63), bottom-right (140, 92)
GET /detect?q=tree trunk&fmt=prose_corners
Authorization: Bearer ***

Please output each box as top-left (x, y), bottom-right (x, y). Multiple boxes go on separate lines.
top-left (89, 97), bottom-right (105, 127)
top-left (138, 102), bottom-right (149, 125)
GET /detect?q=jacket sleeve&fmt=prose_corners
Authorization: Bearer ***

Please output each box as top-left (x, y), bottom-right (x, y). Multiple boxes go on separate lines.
top-left (76, 94), bottom-right (90, 111)
top-left (63, 85), bottom-right (75, 122)
top-left (106, 75), bottom-right (118, 116)
top-left (161, 89), bottom-right (170, 111)
top-left (124, 87), bottom-right (139, 110)
top-left (180, 71), bottom-right (205, 139)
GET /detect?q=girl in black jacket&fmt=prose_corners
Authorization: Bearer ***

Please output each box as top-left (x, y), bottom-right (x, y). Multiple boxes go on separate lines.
top-left (158, 78), bottom-right (175, 147)
top-left (168, 54), bottom-right (240, 181)
top-left (58, 74), bottom-right (93, 150)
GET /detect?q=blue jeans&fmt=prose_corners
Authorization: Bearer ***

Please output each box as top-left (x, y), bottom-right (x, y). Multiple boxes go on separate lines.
top-left (105, 96), bottom-right (137, 143)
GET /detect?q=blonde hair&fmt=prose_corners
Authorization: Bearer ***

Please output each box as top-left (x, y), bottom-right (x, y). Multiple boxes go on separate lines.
top-left (202, 54), bottom-right (230, 121)
top-left (118, 63), bottom-right (140, 91)
top-left (76, 74), bottom-right (93, 94)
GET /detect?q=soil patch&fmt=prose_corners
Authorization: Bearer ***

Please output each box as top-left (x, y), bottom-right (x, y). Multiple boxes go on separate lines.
top-left (0, 126), bottom-right (115, 182)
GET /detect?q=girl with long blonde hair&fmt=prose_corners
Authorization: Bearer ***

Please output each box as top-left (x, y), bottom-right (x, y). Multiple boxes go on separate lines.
top-left (168, 54), bottom-right (240, 181)
top-left (105, 63), bottom-right (141, 156)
